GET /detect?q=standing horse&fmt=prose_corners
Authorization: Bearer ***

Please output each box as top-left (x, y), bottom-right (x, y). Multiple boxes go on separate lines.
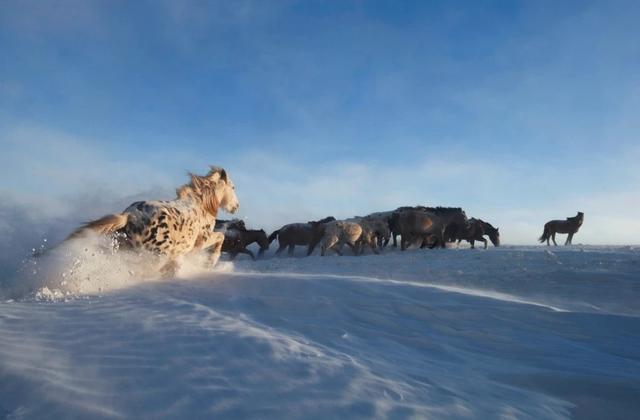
top-left (390, 206), bottom-right (468, 249)
top-left (479, 219), bottom-right (500, 247)
top-left (219, 229), bottom-right (269, 260)
top-left (215, 219), bottom-right (246, 232)
top-left (365, 211), bottom-right (394, 247)
top-left (319, 221), bottom-right (363, 256)
top-left (419, 207), bottom-right (469, 249)
top-left (391, 210), bottom-right (444, 251)
top-left (539, 212), bottom-right (584, 246)
top-left (345, 216), bottom-right (390, 254)
top-left (454, 218), bottom-right (500, 249)
top-left (268, 216), bottom-right (335, 256)
top-left (67, 166), bottom-right (239, 275)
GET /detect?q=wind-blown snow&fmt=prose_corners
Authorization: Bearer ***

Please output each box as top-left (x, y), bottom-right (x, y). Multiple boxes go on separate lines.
top-left (1, 245), bottom-right (639, 418)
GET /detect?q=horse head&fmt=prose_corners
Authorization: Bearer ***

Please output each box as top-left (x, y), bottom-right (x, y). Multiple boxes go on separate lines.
top-left (489, 227), bottom-right (500, 247)
top-left (207, 166), bottom-right (240, 214)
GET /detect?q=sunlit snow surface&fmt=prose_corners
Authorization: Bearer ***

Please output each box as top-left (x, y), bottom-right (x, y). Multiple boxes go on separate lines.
top-left (1, 245), bottom-right (639, 418)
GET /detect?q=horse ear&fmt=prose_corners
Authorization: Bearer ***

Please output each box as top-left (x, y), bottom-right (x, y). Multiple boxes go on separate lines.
top-left (207, 166), bottom-right (227, 182)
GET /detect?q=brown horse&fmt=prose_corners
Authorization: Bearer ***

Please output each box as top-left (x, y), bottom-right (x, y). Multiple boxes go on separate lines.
top-left (268, 216), bottom-right (335, 256)
top-left (455, 218), bottom-right (500, 249)
top-left (390, 206), bottom-right (468, 249)
top-left (450, 218), bottom-right (500, 248)
top-left (219, 229), bottom-right (269, 260)
top-left (215, 219), bottom-right (246, 231)
top-left (539, 212), bottom-right (584, 246)
top-left (391, 210), bottom-right (443, 251)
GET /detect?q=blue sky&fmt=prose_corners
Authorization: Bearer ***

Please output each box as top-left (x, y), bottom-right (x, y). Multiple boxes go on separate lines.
top-left (1, 0), bottom-right (639, 244)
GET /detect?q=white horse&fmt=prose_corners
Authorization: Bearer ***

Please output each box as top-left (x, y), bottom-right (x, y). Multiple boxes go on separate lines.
top-left (68, 166), bottom-right (239, 275)
top-left (345, 216), bottom-right (390, 254)
top-left (319, 221), bottom-right (363, 256)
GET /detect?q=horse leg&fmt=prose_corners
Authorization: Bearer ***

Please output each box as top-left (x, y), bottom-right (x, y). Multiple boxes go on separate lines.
top-left (159, 259), bottom-right (179, 278)
top-left (566, 233), bottom-right (573, 246)
top-left (370, 238), bottom-right (379, 254)
top-left (400, 236), bottom-right (407, 251)
top-left (276, 243), bottom-right (286, 255)
top-left (307, 240), bottom-right (318, 256)
top-left (552, 232), bottom-right (558, 246)
top-left (288, 244), bottom-right (295, 256)
top-left (197, 231), bottom-right (225, 268)
top-left (481, 238), bottom-right (487, 249)
top-left (306, 244), bottom-right (315, 256)
top-left (239, 248), bottom-right (255, 260)
top-left (470, 239), bottom-right (475, 249)
top-left (329, 241), bottom-right (344, 256)
top-left (346, 242), bottom-right (358, 256)
top-left (322, 237), bottom-right (338, 256)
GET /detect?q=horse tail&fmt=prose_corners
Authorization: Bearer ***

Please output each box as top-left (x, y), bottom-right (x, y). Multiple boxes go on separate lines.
top-left (67, 213), bottom-right (130, 240)
top-left (538, 224), bottom-right (550, 243)
top-left (267, 229), bottom-right (280, 244)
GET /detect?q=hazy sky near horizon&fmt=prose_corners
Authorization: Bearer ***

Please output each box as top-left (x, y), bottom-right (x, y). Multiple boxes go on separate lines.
top-left (1, 0), bottom-right (639, 245)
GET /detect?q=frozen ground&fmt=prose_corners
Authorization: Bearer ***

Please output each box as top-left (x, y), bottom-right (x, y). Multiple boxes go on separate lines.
top-left (1, 244), bottom-right (639, 418)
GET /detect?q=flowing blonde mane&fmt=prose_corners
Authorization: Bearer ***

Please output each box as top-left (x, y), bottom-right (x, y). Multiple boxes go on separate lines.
top-left (176, 172), bottom-right (220, 216)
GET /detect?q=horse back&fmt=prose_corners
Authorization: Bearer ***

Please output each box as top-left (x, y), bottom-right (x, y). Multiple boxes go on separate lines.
top-left (400, 210), bottom-right (434, 234)
top-left (122, 199), bottom-right (213, 255)
top-left (279, 223), bottom-right (314, 245)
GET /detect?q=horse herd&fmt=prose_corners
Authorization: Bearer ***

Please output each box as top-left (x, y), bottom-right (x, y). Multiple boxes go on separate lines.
top-left (216, 206), bottom-right (501, 261)
top-left (67, 166), bottom-right (584, 273)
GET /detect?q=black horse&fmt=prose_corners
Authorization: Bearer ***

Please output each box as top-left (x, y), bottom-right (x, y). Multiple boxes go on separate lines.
top-left (220, 228), bottom-right (270, 260)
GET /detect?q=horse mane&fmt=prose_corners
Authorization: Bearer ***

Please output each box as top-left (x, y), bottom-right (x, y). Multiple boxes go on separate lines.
top-left (567, 212), bottom-right (583, 222)
top-left (471, 217), bottom-right (497, 233)
top-left (215, 218), bottom-right (246, 231)
top-left (311, 216), bottom-right (336, 224)
top-left (176, 173), bottom-right (220, 216)
top-left (422, 206), bottom-right (464, 215)
top-left (396, 206), bottom-right (464, 215)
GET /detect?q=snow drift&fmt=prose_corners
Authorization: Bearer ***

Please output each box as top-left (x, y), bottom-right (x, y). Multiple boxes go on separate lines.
top-left (1, 245), bottom-right (639, 418)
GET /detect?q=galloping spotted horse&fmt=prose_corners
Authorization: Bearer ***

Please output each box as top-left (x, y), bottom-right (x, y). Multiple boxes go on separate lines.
top-left (67, 166), bottom-right (239, 275)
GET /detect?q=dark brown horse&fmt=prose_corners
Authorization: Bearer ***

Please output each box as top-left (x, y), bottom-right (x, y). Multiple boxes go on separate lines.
top-left (391, 210), bottom-right (443, 251)
top-left (220, 228), bottom-right (269, 260)
top-left (539, 212), bottom-right (584, 246)
top-left (268, 216), bottom-right (335, 256)
top-left (455, 218), bottom-right (500, 249)
top-left (390, 206), bottom-right (468, 249)
top-left (215, 219), bottom-right (246, 231)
